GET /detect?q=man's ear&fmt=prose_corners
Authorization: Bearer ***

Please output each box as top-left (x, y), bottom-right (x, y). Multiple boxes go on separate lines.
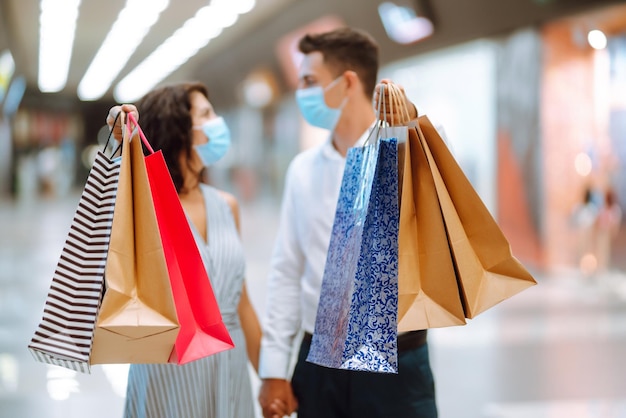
top-left (343, 70), bottom-right (362, 96)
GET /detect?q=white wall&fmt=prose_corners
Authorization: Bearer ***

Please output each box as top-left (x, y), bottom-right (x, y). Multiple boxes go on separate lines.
top-left (380, 40), bottom-right (498, 212)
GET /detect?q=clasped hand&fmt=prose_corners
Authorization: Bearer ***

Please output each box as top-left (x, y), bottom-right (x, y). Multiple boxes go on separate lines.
top-left (373, 79), bottom-right (418, 126)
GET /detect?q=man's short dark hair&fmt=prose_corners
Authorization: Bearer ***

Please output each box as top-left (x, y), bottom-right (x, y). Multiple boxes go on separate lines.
top-left (298, 27), bottom-right (379, 98)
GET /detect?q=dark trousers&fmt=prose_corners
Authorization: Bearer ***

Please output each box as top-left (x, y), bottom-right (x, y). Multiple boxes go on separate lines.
top-left (291, 335), bottom-right (438, 418)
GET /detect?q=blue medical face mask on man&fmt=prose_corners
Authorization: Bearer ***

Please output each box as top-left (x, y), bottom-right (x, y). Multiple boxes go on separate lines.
top-left (295, 76), bottom-right (346, 131)
top-left (193, 116), bottom-right (231, 166)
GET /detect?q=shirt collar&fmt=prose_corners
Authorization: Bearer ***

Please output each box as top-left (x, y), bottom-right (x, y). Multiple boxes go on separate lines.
top-left (321, 122), bottom-right (376, 160)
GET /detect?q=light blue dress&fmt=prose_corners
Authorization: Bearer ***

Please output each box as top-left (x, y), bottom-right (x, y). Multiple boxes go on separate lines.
top-left (123, 185), bottom-right (254, 418)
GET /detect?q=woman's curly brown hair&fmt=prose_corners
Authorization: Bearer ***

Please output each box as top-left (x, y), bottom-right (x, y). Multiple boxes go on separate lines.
top-left (136, 82), bottom-right (209, 193)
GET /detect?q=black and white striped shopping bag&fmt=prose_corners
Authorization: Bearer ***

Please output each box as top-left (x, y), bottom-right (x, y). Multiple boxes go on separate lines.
top-left (28, 150), bottom-right (120, 373)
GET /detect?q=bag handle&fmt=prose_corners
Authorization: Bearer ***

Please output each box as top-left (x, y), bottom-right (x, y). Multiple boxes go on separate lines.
top-left (365, 82), bottom-right (413, 145)
top-left (126, 112), bottom-right (155, 154)
top-left (365, 83), bottom-right (391, 145)
top-left (386, 83), bottom-right (412, 126)
top-left (104, 111), bottom-right (124, 157)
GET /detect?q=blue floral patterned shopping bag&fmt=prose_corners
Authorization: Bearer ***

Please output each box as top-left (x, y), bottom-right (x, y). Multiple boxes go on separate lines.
top-left (307, 136), bottom-right (400, 373)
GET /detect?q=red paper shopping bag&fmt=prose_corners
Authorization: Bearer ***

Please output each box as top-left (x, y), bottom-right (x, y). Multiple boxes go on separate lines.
top-left (129, 114), bottom-right (234, 364)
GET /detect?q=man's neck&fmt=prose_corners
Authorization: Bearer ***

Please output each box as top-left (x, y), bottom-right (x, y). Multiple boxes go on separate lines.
top-left (331, 99), bottom-right (376, 157)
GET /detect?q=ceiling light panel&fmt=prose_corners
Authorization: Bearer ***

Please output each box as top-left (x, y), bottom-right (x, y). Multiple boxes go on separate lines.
top-left (114, 0), bottom-right (256, 103)
top-left (77, 0), bottom-right (170, 101)
top-left (38, 0), bottom-right (82, 93)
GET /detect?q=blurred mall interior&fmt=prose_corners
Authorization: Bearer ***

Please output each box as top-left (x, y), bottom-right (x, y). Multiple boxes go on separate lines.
top-left (1, 0), bottom-right (626, 417)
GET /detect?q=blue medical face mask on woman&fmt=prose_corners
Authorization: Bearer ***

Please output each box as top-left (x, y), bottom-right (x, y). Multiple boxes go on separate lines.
top-left (193, 116), bottom-right (231, 166)
top-left (295, 76), bottom-right (346, 131)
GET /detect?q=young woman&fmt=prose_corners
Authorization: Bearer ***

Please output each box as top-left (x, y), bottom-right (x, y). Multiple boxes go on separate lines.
top-left (107, 82), bottom-right (261, 418)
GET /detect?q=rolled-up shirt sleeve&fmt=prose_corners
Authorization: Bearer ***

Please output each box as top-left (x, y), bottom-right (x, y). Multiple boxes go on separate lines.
top-left (259, 161), bottom-right (305, 379)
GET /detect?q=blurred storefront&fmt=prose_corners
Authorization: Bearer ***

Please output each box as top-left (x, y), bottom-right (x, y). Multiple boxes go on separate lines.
top-left (541, 3), bottom-right (626, 274)
top-left (9, 108), bottom-right (83, 201)
top-left (374, 2), bottom-right (626, 275)
top-left (379, 29), bottom-right (545, 269)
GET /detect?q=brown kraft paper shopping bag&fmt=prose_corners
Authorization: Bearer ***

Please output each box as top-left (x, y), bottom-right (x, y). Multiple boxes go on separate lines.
top-left (417, 116), bottom-right (537, 318)
top-left (90, 119), bottom-right (179, 364)
top-left (397, 125), bottom-right (466, 332)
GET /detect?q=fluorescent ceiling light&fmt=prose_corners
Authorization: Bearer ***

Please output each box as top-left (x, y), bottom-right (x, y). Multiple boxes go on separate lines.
top-left (38, 0), bottom-right (81, 93)
top-left (114, 0), bottom-right (256, 103)
top-left (587, 29), bottom-right (607, 50)
top-left (77, 0), bottom-right (169, 101)
top-left (378, 1), bottom-right (434, 45)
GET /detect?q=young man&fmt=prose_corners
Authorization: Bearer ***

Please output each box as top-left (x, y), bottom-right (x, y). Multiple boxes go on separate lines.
top-left (258, 27), bottom-right (437, 418)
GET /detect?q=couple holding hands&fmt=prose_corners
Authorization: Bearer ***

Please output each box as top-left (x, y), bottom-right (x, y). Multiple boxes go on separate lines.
top-left (107, 27), bottom-right (437, 418)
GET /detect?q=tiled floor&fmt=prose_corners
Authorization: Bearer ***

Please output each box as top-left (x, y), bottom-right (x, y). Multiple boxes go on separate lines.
top-left (1, 193), bottom-right (625, 418)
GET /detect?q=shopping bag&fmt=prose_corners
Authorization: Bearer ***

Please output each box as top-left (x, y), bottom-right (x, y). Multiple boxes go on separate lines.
top-left (307, 136), bottom-right (400, 373)
top-left (128, 114), bottom-right (234, 364)
top-left (417, 116), bottom-right (536, 318)
top-left (28, 140), bottom-right (121, 373)
top-left (397, 126), bottom-right (467, 331)
top-left (90, 117), bottom-right (179, 364)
